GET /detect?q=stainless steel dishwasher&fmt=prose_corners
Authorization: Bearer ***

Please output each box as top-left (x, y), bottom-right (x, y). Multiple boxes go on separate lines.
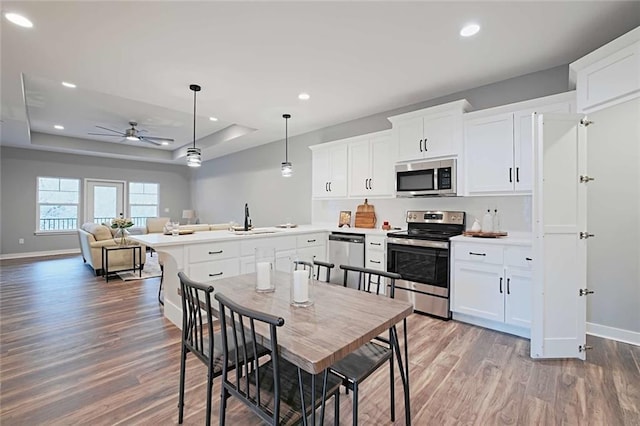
top-left (328, 232), bottom-right (365, 289)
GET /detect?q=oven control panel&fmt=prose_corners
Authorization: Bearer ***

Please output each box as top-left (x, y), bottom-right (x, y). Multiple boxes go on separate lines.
top-left (406, 210), bottom-right (465, 225)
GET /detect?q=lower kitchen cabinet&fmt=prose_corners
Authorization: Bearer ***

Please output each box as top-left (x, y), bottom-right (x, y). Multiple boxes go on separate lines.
top-left (451, 240), bottom-right (532, 337)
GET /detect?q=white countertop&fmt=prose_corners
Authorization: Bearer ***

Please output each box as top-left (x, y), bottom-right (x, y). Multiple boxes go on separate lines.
top-left (129, 224), bottom-right (329, 247)
top-left (451, 232), bottom-right (532, 246)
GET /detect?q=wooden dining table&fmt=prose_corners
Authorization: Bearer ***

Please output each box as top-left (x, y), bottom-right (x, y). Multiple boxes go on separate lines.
top-left (202, 270), bottom-right (413, 425)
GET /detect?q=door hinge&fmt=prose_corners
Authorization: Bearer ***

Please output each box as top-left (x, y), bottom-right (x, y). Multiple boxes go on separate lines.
top-left (579, 288), bottom-right (595, 296)
top-left (579, 344), bottom-right (593, 353)
top-left (579, 232), bottom-right (595, 239)
top-left (579, 118), bottom-right (594, 127)
top-left (579, 175), bottom-right (595, 183)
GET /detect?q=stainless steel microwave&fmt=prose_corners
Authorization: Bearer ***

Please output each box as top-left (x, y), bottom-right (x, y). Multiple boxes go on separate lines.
top-left (395, 159), bottom-right (457, 197)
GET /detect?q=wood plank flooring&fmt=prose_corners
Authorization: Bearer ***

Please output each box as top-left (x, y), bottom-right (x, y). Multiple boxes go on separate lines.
top-left (1, 254), bottom-right (638, 425)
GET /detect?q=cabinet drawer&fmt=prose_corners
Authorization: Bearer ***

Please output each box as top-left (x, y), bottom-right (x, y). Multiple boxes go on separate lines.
top-left (240, 236), bottom-right (296, 256)
top-left (454, 243), bottom-right (503, 265)
top-left (188, 241), bottom-right (240, 263)
top-left (366, 235), bottom-right (386, 252)
top-left (504, 246), bottom-right (533, 269)
top-left (188, 258), bottom-right (240, 282)
top-left (296, 233), bottom-right (326, 248)
top-left (366, 250), bottom-right (385, 270)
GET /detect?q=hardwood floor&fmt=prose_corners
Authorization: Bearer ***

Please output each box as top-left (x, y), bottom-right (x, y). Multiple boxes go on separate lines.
top-left (1, 254), bottom-right (638, 425)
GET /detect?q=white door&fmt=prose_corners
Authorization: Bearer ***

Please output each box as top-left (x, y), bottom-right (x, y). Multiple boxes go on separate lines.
top-left (369, 134), bottom-right (394, 196)
top-left (311, 148), bottom-right (331, 198)
top-left (422, 113), bottom-right (457, 158)
top-left (85, 180), bottom-right (125, 224)
top-left (504, 267), bottom-right (533, 328)
top-left (348, 139), bottom-right (371, 197)
top-left (451, 262), bottom-right (505, 322)
top-left (465, 113), bottom-right (515, 193)
top-left (532, 113), bottom-right (587, 359)
top-left (396, 116), bottom-right (424, 162)
top-left (328, 144), bottom-right (349, 197)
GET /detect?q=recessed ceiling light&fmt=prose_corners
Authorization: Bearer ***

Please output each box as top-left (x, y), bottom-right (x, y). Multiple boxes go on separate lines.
top-left (54, 125), bottom-right (64, 130)
top-left (209, 117), bottom-right (218, 122)
top-left (62, 81), bottom-right (76, 88)
top-left (460, 24), bottom-right (480, 37)
top-left (4, 12), bottom-right (33, 28)
top-left (298, 92), bottom-right (310, 100)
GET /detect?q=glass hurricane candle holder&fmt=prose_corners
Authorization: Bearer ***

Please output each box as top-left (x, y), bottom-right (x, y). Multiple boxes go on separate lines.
top-left (290, 256), bottom-right (314, 307)
top-left (255, 247), bottom-right (275, 293)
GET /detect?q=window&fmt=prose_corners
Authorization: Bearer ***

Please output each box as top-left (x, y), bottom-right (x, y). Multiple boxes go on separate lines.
top-left (37, 177), bottom-right (80, 232)
top-left (129, 182), bottom-right (159, 227)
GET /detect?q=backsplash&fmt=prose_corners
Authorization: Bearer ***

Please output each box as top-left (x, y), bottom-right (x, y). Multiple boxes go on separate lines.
top-left (312, 195), bottom-right (532, 231)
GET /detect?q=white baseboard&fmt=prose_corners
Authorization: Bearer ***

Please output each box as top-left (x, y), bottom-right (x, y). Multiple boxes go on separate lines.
top-left (587, 322), bottom-right (640, 346)
top-left (0, 248), bottom-right (81, 260)
top-left (164, 299), bottom-right (182, 329)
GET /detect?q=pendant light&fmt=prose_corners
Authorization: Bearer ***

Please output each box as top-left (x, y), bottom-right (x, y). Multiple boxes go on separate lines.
top-left (281, 113), bottom-right (292, 177)
top-left (186, 84), bottom-right (202, 167)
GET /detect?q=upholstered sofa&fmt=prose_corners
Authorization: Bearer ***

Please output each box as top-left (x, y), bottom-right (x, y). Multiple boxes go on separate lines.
top-left (78, 223), bottom-right (147, 276)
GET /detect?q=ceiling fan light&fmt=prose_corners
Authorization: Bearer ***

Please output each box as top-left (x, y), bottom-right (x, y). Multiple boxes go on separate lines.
top-left (281, 162), bottom-right (293, 177)
top-left (187, 147), bottom-right (202, 167)
top-left (126, 135), bottom-right (139, 141)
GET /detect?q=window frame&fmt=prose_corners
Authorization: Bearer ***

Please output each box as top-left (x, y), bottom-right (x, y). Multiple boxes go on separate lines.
top-left (128, 182), bottom-right (160, 227)
top-left (35, 176), bottom-right (81, 235)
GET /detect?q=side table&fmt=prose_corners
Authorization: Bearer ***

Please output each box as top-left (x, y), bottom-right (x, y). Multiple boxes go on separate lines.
top-left (102, 245), bottom-right (143, 282)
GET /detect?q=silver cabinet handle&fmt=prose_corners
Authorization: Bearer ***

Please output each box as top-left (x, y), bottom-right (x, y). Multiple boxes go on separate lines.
top-left (209, 250), bottom-right (223, 255)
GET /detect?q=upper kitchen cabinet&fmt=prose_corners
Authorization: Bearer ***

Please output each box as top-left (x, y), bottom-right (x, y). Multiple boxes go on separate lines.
top-left (348, 130), bottom-right (395, 198)
top-left (570, 27), bottom-right (640, 113)
top-left (310, 141), bottom-right (348, 199)
top-left (464, 92), bottom-right (575, 195)
top-left (388, 99), bottom-right (471, 162)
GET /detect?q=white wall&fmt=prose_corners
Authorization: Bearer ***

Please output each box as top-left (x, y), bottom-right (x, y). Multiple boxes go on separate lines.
top-left (587, 98), bottom-right (640, 334)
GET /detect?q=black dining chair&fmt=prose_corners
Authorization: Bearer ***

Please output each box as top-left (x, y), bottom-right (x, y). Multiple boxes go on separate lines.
top-left (177, 272), bottom-right (264, 426)
top-left (330, 265), bottom-right (406, 425)
top-left (313, 260), bottom-right (334, 283)
top-left (215, 292), bottom-right (342, 426)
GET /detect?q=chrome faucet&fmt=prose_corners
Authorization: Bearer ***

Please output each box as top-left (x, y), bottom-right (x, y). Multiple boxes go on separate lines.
top-left (244, 203), bottom-right (251, 231)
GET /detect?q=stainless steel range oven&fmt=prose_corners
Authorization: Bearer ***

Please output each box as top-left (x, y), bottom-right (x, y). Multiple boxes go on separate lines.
top-left (387, 210), bottom-right (465, 319)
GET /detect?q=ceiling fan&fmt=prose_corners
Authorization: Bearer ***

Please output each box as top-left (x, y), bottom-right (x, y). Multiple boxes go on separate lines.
top-left (88, 121), bottom-right (174, 146)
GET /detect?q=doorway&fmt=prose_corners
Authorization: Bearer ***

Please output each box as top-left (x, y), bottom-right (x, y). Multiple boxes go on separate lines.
top-left (85, 179), bottom-right (126, 224)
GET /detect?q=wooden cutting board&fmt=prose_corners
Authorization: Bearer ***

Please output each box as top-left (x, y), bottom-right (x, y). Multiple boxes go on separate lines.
top-left (463, 231), bottom-right (508, 238)
top-left (355, 199), bottom-right (376, 228)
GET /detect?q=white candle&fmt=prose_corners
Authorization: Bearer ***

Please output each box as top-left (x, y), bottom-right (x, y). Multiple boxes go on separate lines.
top-left (256, 262), bottom-right (271, 290)
top-left (293, 270), bottom-right (309, 302)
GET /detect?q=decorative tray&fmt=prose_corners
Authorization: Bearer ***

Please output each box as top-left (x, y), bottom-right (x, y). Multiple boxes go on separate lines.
top-left (163, 229), bottom-right (195, 235)
top-left (276, 223), bottom-right (297, 228)
top-left (463, 231), bottom-right (508, 238)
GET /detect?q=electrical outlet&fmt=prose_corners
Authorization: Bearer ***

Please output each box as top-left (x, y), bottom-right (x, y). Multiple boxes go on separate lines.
top-left (19, 238), bottom-right (24, 244)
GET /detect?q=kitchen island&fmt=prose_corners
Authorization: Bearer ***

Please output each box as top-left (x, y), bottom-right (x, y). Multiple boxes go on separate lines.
top-left (129, 225), bottom-right (329, 327)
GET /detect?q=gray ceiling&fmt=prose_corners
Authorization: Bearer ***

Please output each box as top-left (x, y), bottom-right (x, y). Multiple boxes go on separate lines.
top-left (2, 1), bottom-right (639, 165)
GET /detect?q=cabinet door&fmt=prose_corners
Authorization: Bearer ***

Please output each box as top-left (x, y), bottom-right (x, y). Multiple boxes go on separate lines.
top-left (312, 148), bottom-right (331, 198)
top-left (396, 116), bottom-right (424, 162)
top-left (422, 113), bottom-right (458, 158)
top-left (328, 144), bottom-right (348, 197)
top-left (369, 135), bottom-right (394, 196)
top-left (505, 267), bottom-right (532, 328)
top-left (348, 139), bottom-right (372, 197)
top-left (452, 262), bottom-right (504, 322)
top-left (514, 102), bottom-right (571, 192)
top-left (465, 113), bottom-right (515, 193)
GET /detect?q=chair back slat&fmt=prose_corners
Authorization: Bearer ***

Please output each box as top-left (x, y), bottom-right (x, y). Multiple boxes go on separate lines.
top-left (339, 264), bottom-right (402, 298)
top-left (313, 260), bottom-right (334, 283)
top-left (178, 272), bottom-right (214, 365)
top-left (216, 292), bottom-right (285, 425)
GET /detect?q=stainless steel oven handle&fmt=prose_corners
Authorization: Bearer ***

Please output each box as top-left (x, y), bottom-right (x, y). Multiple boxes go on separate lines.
top-left (387, 237), bottom-right (449, 250)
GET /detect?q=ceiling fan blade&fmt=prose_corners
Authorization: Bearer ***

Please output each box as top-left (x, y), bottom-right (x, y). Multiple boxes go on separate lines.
top-left (140, 135), bottom-right (175, 142)
top-left (138, 138), bottom-right (163, 146)
top-left (88, 132), bottom-right (122, 137)
top-left (95, 125), bottom-right (125, 135)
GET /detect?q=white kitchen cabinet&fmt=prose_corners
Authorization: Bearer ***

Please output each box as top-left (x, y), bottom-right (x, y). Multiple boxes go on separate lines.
top-left (187, 240), bottom-right (241, 282)
top-left (389, 99), bottom-right (471, 163)
top-left (464, 93), bottom-right (574, 195)
top-left (451, 240), bottom-right (532, 337)
top-left (348, 131), bottom-right (395, 198)
top-left (364, 235), bottom-right (386, 271)
top-left (570, 27), bottom-right (640, 113)
top-left (311, 143), bottom-right (348, 198)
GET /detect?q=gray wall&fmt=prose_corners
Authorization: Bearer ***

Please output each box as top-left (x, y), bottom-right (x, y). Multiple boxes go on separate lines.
top-left (193, 65), bottom-right (569, 226)
top-left (587, 98), bottom-right (640, 334)
top-left (0, 147), bottom-right (192, 254)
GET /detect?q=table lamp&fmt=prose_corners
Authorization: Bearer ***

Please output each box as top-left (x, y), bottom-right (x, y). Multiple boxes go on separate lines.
top-left (182, 209), bottom-right (195, 225)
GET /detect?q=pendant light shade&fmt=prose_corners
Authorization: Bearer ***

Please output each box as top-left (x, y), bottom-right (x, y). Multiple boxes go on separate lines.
top-left (187, 84), bottom-right (202, 168)
top-left (281, 113), bottom-right (292, 177)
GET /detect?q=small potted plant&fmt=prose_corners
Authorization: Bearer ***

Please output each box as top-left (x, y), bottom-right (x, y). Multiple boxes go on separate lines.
top-left (111, 213), bottom-right (134, 245)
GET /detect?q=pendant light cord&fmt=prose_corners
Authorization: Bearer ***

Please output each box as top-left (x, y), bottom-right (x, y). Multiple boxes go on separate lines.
top-left (285, 116), bottom-right (288, 163)
top-left (193, 89), bottom-right (197, 149)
